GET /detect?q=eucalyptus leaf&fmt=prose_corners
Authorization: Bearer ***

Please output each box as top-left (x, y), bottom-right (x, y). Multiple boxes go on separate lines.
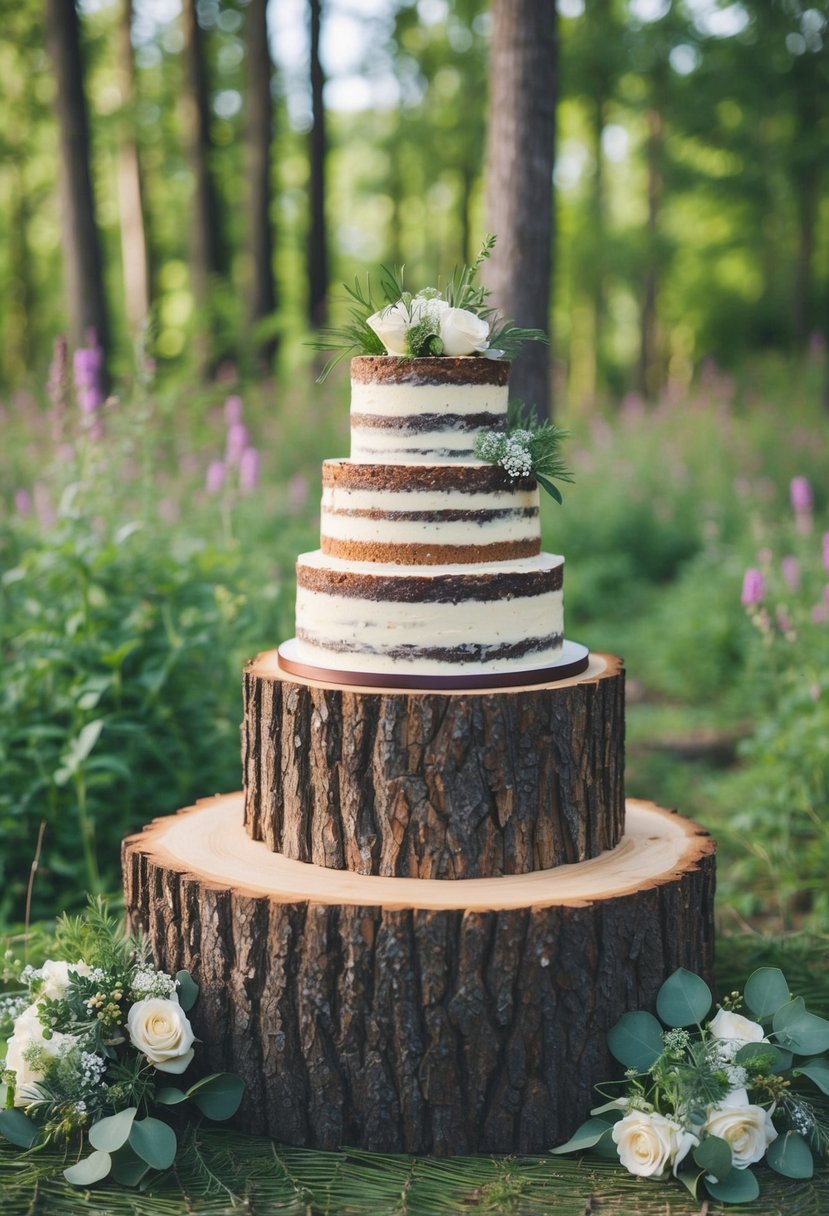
top-left (63, 1150), bottom-right (112, 1186)
top-left (773, 998), bottom-right (829, 1055)
top-left (155, 1086), bottom-right (190, 1106)
top-left (767, 1131), bottom-right (814, 1179)
top-left (676, 1167), bottom-right (703, 1199)
top-left (593, 1127), bottom-right (620, 1159)
top-left (743, 967), bottom-right (790, 1018)
top-left (704, 1166), bottom-right (760, 1203)
top-left (535, 474), bottom-right (563, 504)
top-left (175, 969), bottom-right (199, 1012)
top-left (735, 1041), bottom-right (792, 1074)
top-left (88, 1105), bottom-right (137, 1152)
top-left (0, 1109), bottom-right (40, 1149)
top-left (550, 1116), bottom-right (617, 1155)
top-left (110, 1144), bottom-right (152, 1188)
top-left (795, 1057), bottom-right (829, 1094)
top-left (128, 1116), bottom-right (177, 1170)
top-left (693, 1134), bottom-right (732, 1181)
top-left (188, 1072), bottom-right (245, 1120)
top-left (656, 968), bottom-right (712, 1027)
top-left (607, 1010), bottom-right (664, 1070)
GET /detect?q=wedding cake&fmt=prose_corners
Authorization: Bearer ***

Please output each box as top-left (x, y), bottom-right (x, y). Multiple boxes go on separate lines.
top-left (290, 355), bottom-right (565, 677)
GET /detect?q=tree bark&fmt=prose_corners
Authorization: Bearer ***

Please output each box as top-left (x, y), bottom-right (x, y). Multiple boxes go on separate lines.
top-left (308, 0), bottom-right (328, 329)
top-left (124, 792), bottom-right (716, 1155)
top-left (483, 0), bottom-right (557, 420)
top-left (117, 0), bottom-right (151, 335)
top-left (245, 0), bottom-right (278, 369)
top-left (638, 102), bottom-right (664, 399)
top-left (44, 0), bottom-right (110, 373)
top-left (242, 651), bottom-right (625, 878)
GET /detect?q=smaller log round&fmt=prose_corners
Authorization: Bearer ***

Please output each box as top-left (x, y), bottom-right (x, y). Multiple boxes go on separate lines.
top-left (242, 651), bottom-right (625, 878)
top-left (123, 793), bottom-right (716, 1157)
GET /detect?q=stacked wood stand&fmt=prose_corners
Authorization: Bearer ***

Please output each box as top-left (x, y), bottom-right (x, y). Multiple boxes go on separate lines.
top-left (123, 649), bottom-right (715, 1155)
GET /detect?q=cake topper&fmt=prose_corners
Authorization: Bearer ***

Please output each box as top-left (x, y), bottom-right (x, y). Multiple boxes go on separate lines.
top-left (314, 234), bottom-right (547, 379)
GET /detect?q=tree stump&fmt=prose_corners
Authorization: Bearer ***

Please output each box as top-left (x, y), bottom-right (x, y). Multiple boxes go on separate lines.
top-left (242, 652), bottom-right (625, 878)
top-left (123, 792), bottom-right (715, 1156)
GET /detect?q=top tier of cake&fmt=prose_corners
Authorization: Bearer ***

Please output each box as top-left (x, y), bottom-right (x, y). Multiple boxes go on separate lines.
top-left (289, 356), bottom-right (566, 678)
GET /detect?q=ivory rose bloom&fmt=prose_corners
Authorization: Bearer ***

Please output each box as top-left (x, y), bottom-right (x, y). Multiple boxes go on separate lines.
top-left (5, 1003), bottom-right (77, 1106)
top-left (612, 1110), bottom-right (698, 1178)
top-left (703, 1087), bottom-right (777, 1168)
top-left (367, 296), bottom-right (449, 356)
top-left (709, 1009), bottom-right (767, 1061)
top-left (38, 959), bottom-right (92, 1000)
top-left (439, 307), bottom-right (490, 356)
top-left (127, 998), bottom-right (195, 1074)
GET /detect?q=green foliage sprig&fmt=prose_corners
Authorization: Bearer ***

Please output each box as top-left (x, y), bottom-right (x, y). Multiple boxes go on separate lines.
top-left (553, 966), bottom-right (829, 1206)
top-left (474, 401), bottom-right (573, 503)
top-left (313, 234), bottom-right (547, 379)
top-left (0, 896), bottom-right (244, 1189)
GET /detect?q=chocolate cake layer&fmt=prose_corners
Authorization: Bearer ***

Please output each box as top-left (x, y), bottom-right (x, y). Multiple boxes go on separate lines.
top-left (320, 536), bottom-right (540, 565)
top-left (351, 355), bottom-right (511, 387)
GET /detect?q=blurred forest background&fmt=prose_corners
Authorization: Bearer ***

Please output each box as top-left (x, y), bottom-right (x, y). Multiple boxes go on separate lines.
top-left (1, 0), bottom-right (827, 399)
top-left (1, 0), bottom-right (828, 941)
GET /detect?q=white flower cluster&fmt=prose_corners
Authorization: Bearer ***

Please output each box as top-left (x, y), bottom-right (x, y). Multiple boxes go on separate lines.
top-left (500, 431), bottom-right (534, 479)
top-left (130, 965), bottom-right (177, 1001)
top-left (79, 1051), bottom-right (108, 1089)
top-left (367, 292), bottom-right (490, 358)
top-left (612, 1009), bottom-right (777, 1180)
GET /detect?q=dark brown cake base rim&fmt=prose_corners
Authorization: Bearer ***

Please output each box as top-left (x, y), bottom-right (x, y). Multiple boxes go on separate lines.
top-left (276, 638), bottom-right (590, 690)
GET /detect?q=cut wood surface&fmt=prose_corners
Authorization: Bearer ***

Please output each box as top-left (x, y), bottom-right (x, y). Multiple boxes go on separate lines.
top-left (123, 793), bottom-right (715, 1155)
top-left (243, 651), bottom-right (625, 878)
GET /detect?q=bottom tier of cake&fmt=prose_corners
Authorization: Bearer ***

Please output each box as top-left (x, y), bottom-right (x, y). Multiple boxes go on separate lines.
top-left (123, 794), bottom-right (715, 1156)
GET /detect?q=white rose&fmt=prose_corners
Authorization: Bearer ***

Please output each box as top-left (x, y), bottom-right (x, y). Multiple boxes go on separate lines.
top-left (709, 1009), bottom-right (767, 1061)
top-left (127, 998), bottom-right (195, 1074)
top-left (439, 307), bottom-right (490, 356)
top-left (703, 1087), bottom-right (777, 1168)
top-left (39, 959), bottom-right (92, 1000)
top-left (366, 301), bottom-right (412, 355)
top-left (4, 1003), bottom-right (77, 1107)
top-left (612, 1110), bottom-right (699, 1178)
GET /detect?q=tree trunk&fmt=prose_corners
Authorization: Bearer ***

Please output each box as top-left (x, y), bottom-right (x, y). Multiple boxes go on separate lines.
top-left (44, 0), bottom-right (110, 374)
top-left (117, 0), bottom-right (151, 335)
top-left (483, 0), bottom-right (557, 421)
top-left (638, 104), bottom-right (664, 399)
top-left (308, 0), bottom-right (328, 329)
top-left (124, 791), bottom-right (715, 1155)
top-left (242, 651), bottom-right (625, 878)
top-left (245, 0), bottom-right (278, 370)
top-left (180, 0), bottom-right (226, 367)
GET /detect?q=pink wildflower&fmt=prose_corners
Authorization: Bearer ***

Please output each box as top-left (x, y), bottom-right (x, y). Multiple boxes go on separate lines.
top-left (239, 447), bottom-right (261, 494)
top-left (781, 556), bottom-right (800, 590)
top-left (224, 395), bottom-right (244, 426)
top-left (790, 476), bottom-right (813, 514)
top-left (225, 423), bottom-right (249, 466)
top-left (206, 460), bottom-right (226, 495)
top-left (741, 568), bottom-right (765, 607)
top-left (14, 489), bottom-right (32, 515)
top-left (822, 533), bottom-right (829, 573)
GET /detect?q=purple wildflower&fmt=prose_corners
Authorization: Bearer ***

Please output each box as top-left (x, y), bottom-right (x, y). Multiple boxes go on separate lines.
top-left (239, 447), bottom-right (261, 494)
top-left (73, 333), bottom-right (105, 424)
top-left (822, 533), bottom-right (829, 573)
top-left (224, 395), bottom-right (244, 426)
top-left (741, 568), bottom-right (765, 607)
top-left (287, 473), bottom-right (309, 512)
top-left (14, 489), bottom-right (32, 516)
top-left (206, 460), bottom-right (226, 494)
top-left (781, 556), bottom-right (800, 591)
top-left (225, 423), bottom-right (249, 466)
top-left (790, 476), bottom-right (813, 515)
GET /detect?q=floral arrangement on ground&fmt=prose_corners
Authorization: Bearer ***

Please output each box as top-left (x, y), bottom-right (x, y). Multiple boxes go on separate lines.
top-left (0, 898), bottom-right (243, 1188)
top-left (553, 966), bottom-right (829, 1205)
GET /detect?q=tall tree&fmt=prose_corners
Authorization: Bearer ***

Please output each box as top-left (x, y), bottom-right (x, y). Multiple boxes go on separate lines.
top-left (117, 0), bottom-right (151, 335)
top-left (181, 0), bottom-right (226, 365)
top-left (308, 0), bottom-right (328, 329)
top-left (483, 0), bottom-right (558, 420)
top-left (245, 0), bottom-right (278, 368)
top-left (44, 0), bottom-right (111, 374)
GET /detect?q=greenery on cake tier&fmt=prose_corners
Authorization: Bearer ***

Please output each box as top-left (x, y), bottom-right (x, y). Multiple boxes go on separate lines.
top-left (313, 234), bottom-right (547, 377)
top-left (474, 400), bottom-right (574, 504)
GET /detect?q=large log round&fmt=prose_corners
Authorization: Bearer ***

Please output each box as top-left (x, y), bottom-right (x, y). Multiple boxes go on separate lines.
top-left (123, 793), bottom-right (715, 1156)
top-left (242, 651), bottom-right (625, 878)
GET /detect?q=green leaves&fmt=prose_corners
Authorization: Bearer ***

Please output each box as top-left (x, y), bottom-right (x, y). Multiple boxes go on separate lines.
top-left (656, 969), bottom-right (712, 1027)
top-left (71, 1113), bottom-right (178, 1186)
top-left (176, 969), bottom-right (199, 1013)
top-left (794, 1056), bottom-right (829, 1094)
top-left (550, 1116), bottom-right (618, 1156)
top-left (704, 1167), bottom-right (760, 1204)
top-left (186, 1073), bottom-right (245, 1121)
top-left (743, 968), bottom-right (790, 1018)
top-left (693, 1134), bottom-right (732, 1182)
top-left (88, 1106), bottom-right (137, 1152)
top-left (0, 1109), bottom-right (40, 1149)
top-left (772, 998), bottom-right (829, 1055)
top-left (766, 1131), bottom-right (814, 1179)
top-left (128, 1117), bottom-right (177, 1170)
top-left (607, 1010), bottom-right (664, 1070)
top-left (63, 1150), bottom-right (113, 1186)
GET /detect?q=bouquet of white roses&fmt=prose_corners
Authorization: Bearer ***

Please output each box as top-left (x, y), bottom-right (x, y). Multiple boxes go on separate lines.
top-left (553, 967), bottom-right (829, 1205)
top-left (0, 898), bottom-right (243, 1188)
